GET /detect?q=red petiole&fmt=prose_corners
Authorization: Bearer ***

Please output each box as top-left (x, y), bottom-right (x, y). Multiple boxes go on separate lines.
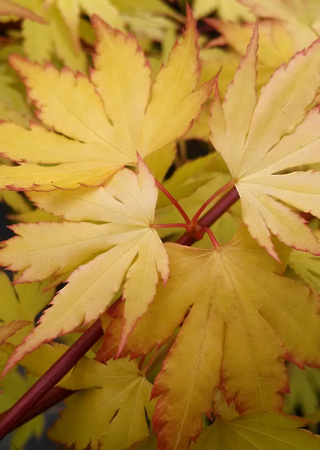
top-left (192, 181), bottom-right (234, 223)
top-left (155, 179), bottom-right (191, 224)
top-left (153, 223), bottom-right (189, 229)
top-left (155, 179), bottom-right (234, 249)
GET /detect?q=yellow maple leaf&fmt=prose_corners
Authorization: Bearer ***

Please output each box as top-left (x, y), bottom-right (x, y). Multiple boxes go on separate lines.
top-left (0, 369), bottom-right (44, 448)
top-left (0, 320), bottom-right (29, 346)
top-left (10, 0), bottom-right (123, 71)
top-left (109, 0), bottom-right (179, 19)
top-left (209, 27), bottom-right (320, 259)
top-left (205, 19), bottom-right (295, 81)
top-left (241, 0), bottom-right (320, 49)
top-left (48, 358), bottom-right (155, 449)
top-left (0, 7), bottom-right (213, 191)
top-left (289, 230), bottom-right (320, 294)
top-left (0, 271), bottom-right (55, 346)
top-left (191, 410), bottom-right (320, 449)
top-left (284, 363), bottom-right (320, 418)
top-left (46, 0), bottom-right (124, 50)
top-left (123, 227), bottom-right (320, 448)
top-left (22, 0), bottom-right (87, 72)
top-left (0, 158), bottom-right (169, 375)
top-left (0, 0), bottom-right (44, 22)
top-left (193, 0), bottom-right (255, 21)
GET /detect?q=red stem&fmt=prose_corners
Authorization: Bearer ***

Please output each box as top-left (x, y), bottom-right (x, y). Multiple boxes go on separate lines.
top-left (199, 186), bottom-right (239, 228)
top-left (177, 185), bottom-right (239, 246)
top-left (155, 179), bottom-right (191, 224)
top-left (192, 181), bottom-right (233, 223)
top-left (153, 223), bottom-right (189, 230)
top-left (0, 319), bottom-right (103, 439)
top-left (203, 227), bottom-right (220, 249)
top-left (0, 185), bottom-right (240, 439)
top-left (0, 387), bottom-right (73, 432)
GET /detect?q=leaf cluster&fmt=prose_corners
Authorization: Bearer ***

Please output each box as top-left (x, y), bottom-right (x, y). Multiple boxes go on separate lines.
top-left (1, 1), bottom-right (320, 449)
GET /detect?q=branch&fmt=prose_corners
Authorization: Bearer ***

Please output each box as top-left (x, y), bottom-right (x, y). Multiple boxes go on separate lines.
top-left (0, 185), bottom-right (240, 438)
top-left (0, 387), bottom-right (73, 432)
top-left (0, 319), bottom-right (103, 439)
top-left (177, 185), bottom-right (239, 245)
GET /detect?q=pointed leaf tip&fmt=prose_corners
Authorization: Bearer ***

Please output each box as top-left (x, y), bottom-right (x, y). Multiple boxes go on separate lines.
top-left (185, 2), bottom-right (196, 28)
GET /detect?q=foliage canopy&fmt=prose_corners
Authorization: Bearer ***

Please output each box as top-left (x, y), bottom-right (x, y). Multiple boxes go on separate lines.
top-left (1, 1), bottom-right (320, 449)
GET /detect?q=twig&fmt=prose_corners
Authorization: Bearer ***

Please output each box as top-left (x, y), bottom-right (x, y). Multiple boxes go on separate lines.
top-left (177, 185), bottom-right (239, 245)
top-left (0, 320), bottom-right (103, 439)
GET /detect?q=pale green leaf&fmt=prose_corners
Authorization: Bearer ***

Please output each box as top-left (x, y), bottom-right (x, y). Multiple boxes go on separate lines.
top-left (0, 370), bottom-right (44, 448)
top-left (193, 0), bottom-right (255, 21)
top-left (21, 1), bottom-right (87, 71)
top-left (0, 0), bottom-right (44, 21)
top-left (109, 0), bottom-right (180, 19)
top-left (192, 411), bottom-right (320, 449)
top-left (240, 0), bottom-right (319, 48)
top-left (289, 230), bottom-right (320, 293)
top-left (80, 0), bottom-right (124, 31)
top-left (0, 271), bottom-right (55, 346)
top-left (49, 358), bottom-right (155, 450)
top-left (22, 16), bottom-right (53, 63)
top-left (144, 142), bottom-right (176, 182)
top-left (0, 320), bottom-right (30, 345)
top-left (284, 363), bottom-right (320, 417)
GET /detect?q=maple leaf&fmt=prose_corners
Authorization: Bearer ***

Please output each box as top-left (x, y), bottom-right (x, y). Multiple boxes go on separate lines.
top-left (0, 271), bottom-right (54, 346)
top-left (21, 0), bottom-right (86, 72)
top-left (240, 0), bottom-right (320, 48)
top-left (144, 142), bottom-right (177, 183)
top-left (0, 65), bottom-right (32, 127)
top-left (97, 0), bottom-right (180, 46)
top-left (131, 436), bottom-right (157, 450)
top-left (0, 155), bottom-right (33, 226)
top-left (193, 0), bottom-right (255, 21)
top-left (288, 230), bottom-right (320, 293)
top-left (119, 227), bottom-right (320, 448)
top-left (109, 0), bottom-right (179, 19)
top-left (17, 342), bottom-right (69, 377)
top-left (0, 0), bottom-right (44, 22)
top-left (0, 320), bottom-right (30, 346)
top-left (0, 269), bottom-right (52, 446)
top-left (45, 0), bottom-right (124, 51)
top-left (191, 410), bottom-right (320, 449)
top-left (0, 6), bottom-right (213, 191)
top-left (10, 0), bottom-right (122, 71)
top-left (284, 363), bottom-right (320, 418)
top-left (198, 21), bottom-right (296, 142)
top-left (200, 47), bottom-right (241, 102)
top-left (0, 159), bottom-right (169, 375)
top-left (0, 369), bottom-right (44, 448)
top-left (209, 26), bottom-right (320, 259)
top-left (48, 358), bottom-right (155, 450)
top-left (206, 19), bottom-right (294, 73)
